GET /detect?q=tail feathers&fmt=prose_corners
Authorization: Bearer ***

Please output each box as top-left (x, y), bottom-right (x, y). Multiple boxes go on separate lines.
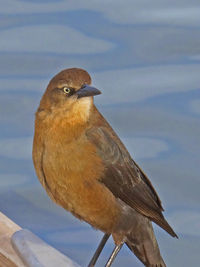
top-left (155, 217), bottom-right (178, 239)
top-left (126, 222), bottom-right (167, 267)
top-left (126, 241), bottom-right (166, 267)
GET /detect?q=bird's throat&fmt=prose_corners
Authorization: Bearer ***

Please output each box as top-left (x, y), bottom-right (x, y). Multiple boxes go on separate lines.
top-left (67, 96), bottom-right (93, 125)
top-left (36, 96), bottom-right (93, 142)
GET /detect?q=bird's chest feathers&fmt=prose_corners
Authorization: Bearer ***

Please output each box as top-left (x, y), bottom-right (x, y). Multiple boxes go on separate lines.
top-left (41, 98), bottom-right (103, 188)
top-left (42, 131), bottom-right (104, 210)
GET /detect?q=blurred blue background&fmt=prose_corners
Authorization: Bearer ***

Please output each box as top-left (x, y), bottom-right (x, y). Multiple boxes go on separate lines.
top-left (0, 0), bottom-right (200, 266)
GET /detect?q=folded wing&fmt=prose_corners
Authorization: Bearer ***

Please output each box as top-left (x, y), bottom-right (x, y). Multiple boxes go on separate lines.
top-left (86, 109), bottom-right (177, 238)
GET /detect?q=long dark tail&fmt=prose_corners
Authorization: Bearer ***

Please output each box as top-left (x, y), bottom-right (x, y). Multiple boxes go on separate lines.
top-left (126, 221), bottom-right (166, 267)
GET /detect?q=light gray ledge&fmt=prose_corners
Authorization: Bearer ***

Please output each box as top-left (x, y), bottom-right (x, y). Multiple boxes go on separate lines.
top-left (11, 229), bottom-right (81, 267)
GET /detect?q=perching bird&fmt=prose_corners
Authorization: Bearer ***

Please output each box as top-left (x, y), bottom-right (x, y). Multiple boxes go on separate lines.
top-left (33, 68), bottom-right (177, 267)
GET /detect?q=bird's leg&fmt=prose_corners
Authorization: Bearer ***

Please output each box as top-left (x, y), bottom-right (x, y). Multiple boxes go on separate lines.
top-left (104, 243), bottom-right (123, 267)
top-left (88, 233), bottom-right (110, 267)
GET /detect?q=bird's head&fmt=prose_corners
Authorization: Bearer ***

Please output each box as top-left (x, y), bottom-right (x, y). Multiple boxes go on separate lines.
top-left (38, 68), bottom-right (101, 115)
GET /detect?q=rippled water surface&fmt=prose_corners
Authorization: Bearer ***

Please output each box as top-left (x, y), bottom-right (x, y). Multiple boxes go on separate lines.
top-left (0, 1), bottom-right (200, 266)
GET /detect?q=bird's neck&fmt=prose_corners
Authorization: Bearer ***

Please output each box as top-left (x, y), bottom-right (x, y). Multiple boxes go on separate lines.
top-left (36, 97), bottom-right (93, 140)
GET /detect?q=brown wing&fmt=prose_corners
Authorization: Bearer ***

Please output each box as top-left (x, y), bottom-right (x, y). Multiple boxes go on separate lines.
top-left (86, 108), bottom-right (177, 238)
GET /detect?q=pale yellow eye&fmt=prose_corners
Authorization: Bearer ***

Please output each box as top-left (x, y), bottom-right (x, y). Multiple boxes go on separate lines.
top-left (63, 87), bottom-right (71, 94)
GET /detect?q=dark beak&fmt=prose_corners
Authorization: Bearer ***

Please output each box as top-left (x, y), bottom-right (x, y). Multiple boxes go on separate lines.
top-left (76, 84), bottom-right (101, 99)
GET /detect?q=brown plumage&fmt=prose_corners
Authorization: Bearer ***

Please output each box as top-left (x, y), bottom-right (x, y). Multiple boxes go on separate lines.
top-left (32, 68), bottom-right (177, 267)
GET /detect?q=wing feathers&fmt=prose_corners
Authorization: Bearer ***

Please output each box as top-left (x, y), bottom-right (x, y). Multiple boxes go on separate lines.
top-left (86, 108), bottom-right (177, 238)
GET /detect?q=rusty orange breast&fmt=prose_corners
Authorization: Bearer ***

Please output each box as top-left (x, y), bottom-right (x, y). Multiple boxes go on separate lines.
top-left (40, 114), bottom-right (121, 233)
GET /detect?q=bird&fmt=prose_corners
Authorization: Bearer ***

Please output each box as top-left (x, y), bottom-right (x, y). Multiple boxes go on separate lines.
top-left (32, 68), bottom-right (177, 267)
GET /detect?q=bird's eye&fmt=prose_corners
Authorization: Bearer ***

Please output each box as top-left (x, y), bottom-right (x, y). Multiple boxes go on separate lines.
top-left (63, 87), bottom-right (71, 94)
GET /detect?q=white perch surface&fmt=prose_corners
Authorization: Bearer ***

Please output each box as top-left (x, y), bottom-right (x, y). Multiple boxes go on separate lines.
top-left (0, 212), bottom-right (80, 267)
top-left (12, 229), bottom-right (81, 267)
